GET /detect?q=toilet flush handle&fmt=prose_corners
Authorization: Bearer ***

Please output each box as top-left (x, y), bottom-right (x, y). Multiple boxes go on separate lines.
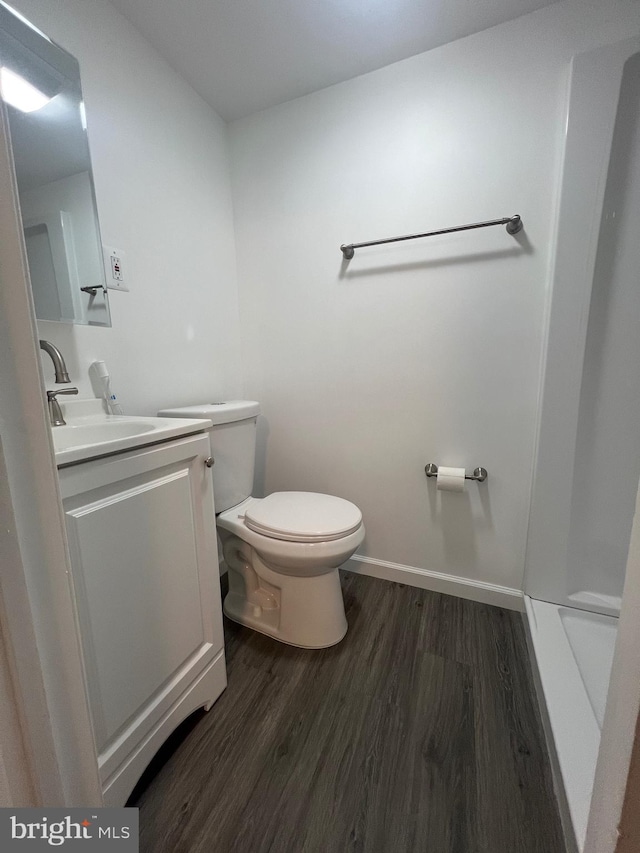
top-left (204, 456), bottom-right (214, 468)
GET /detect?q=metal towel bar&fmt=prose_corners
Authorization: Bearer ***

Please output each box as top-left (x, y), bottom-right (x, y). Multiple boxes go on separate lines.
top-left (340, 215), bottom-right (523, 259)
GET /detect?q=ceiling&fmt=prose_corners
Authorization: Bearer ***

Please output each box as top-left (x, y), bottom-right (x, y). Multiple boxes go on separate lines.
top-left (108, 0), bottom-right (564, 122)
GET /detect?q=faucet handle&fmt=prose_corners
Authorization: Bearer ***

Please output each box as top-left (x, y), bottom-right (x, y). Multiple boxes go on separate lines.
top-left (47, 387), bottom-right (79, 400)
top-left (46, 387), bottom-right (78, 427)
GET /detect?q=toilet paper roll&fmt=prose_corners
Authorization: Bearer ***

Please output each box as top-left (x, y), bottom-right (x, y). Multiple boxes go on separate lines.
top-left (436, 466), bottom-right (466, 493)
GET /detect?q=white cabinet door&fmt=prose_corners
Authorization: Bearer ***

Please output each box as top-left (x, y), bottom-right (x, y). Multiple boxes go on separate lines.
top-left (58, 432), bottom-right (226, 801)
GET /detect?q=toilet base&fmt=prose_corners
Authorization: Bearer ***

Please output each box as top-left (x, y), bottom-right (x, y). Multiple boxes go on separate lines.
top-left (223, 592), bottom-right (347, 649)
top-left (223, 557), bottom-right (348, 649)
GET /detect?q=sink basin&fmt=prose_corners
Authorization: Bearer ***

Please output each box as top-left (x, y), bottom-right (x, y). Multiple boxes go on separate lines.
top-left (52, 399), bottom-right (213, 466)
top-left (53, 420), bottom-right (155, 451)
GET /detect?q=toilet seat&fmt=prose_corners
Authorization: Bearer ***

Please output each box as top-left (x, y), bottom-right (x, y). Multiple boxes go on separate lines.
top-left (243, 491), bottom-right (362, 543)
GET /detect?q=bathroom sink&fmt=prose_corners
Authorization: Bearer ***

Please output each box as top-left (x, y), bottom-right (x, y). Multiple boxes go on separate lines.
top-left (53, 420), bottom-right (156, 451)
top-left (52, 399), bottom-right (213, 466)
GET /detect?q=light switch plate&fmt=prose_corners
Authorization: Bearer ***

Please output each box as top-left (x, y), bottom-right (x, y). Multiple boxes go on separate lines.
top-left (103, 246), bottom-right (129, 292)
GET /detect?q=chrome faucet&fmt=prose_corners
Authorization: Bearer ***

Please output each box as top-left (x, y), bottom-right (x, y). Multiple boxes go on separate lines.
top-left (39, 339), bottom-right (70, 382)
top-left (39, 340), bottom-right (78, 426)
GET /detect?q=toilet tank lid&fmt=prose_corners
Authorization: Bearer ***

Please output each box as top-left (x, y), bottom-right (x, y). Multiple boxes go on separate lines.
top-left (157, 400), bottom-right (260, 425)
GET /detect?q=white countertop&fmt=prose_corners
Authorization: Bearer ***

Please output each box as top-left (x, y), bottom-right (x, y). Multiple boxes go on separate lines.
top-left (53, 399), bottom-right (212, 467)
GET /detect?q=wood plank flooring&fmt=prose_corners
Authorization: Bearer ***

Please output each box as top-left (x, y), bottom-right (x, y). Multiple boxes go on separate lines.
top-left (130, 572), bottom-right (565, 853)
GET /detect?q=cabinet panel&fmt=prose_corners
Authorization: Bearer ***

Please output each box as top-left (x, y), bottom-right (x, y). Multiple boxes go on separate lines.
top-left (66, 467), bottom-right (204, 746)
top-left (59, 432), bottom-right (226, 787)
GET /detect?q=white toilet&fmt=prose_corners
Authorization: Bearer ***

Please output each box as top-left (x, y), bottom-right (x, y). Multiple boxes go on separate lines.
top-left (158, 401), bottom-right (365, 648)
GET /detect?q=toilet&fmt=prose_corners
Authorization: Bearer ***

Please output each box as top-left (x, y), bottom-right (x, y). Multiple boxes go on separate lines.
top-left (157, 401), bottom-right (365, 648)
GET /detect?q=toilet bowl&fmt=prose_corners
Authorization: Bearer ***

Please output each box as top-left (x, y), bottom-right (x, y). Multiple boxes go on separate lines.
top-left (218, 493), bottom-right (364, 647)
top-left (157, 402), bottom-right (365, 648)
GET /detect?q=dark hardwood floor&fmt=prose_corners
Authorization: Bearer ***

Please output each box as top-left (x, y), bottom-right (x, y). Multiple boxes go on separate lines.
top-left (131, 572), bottom-right (565, 853)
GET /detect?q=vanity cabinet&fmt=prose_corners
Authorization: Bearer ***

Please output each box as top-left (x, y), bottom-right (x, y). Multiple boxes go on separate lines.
top-left (57, 431), bottom-right (226, 806)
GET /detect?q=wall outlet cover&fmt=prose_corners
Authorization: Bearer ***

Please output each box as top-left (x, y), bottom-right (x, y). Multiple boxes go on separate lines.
top-left (103, 245), bottom-right (129, 291)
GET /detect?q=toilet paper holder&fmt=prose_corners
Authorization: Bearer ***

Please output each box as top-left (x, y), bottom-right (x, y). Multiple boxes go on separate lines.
top-left (425, 463), bottom-right (488, 482)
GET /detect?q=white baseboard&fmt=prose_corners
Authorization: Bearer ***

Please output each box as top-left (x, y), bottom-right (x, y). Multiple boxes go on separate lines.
top-left (343, 555), bottom-right (524, 612)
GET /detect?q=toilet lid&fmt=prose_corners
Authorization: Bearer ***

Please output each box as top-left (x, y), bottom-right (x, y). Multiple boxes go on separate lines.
top-left (243, 491), bottom-right (362, 543)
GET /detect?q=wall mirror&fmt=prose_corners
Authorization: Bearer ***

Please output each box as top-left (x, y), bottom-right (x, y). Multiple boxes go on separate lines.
top-left (0, 1), bottom-right (110, 326)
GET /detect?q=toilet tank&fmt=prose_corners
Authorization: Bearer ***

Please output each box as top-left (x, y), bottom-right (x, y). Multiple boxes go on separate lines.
top-left (157, 401), bottom-right (260, 512)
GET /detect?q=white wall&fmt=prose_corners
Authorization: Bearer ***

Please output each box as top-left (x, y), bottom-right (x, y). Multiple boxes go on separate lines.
top-left (523, 35), bottom-right (640, 615)
top-left (568, 52), bottom-right (640, 608)
top-left (230, 0), bottom-right (640, 594)
top-left (9, 0), bottom-right (640, 597)
top-left (11, 0), bottom-right (242, 414)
